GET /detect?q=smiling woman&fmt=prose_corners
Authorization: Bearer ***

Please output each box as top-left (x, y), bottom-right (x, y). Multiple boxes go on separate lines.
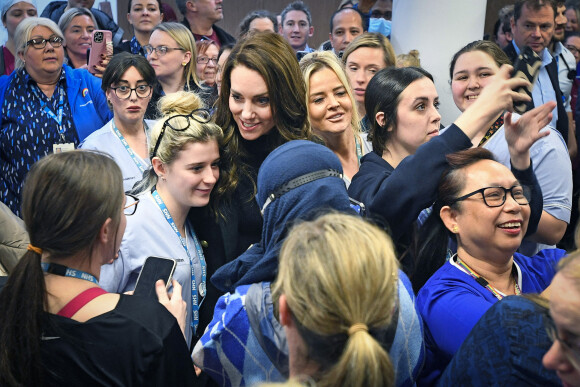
top-left (58, 7), bottom-right (97, 69)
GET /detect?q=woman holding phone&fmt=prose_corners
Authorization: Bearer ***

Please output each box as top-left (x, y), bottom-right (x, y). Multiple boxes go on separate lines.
top-left (0, 150), bottom-right (194, 386)
top-left (100, 90), bottom-right (226, 346)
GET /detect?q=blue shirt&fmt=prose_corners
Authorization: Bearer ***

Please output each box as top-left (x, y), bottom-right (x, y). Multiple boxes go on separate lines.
top-left (0, 68), bottom-right (77, 215)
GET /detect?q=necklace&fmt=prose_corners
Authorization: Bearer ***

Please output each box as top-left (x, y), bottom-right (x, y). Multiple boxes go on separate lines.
top-left (456, 256), bottom-right (521, 300)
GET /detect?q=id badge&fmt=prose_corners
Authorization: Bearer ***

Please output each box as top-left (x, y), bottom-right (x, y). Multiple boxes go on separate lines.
top-left (53, 143), bottom-right (75, 153)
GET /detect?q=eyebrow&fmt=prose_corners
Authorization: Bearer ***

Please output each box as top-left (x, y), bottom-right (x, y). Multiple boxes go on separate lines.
top-left (230, 89), bottom-right (269, 97)
top-left (310, 85), bottom-right (346, 97)
top-left (454, 66), bottom-right (494, 76)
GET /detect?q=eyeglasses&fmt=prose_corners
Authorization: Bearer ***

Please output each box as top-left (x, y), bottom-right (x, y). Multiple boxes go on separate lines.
top-left (151, 108), bottom-right (212, 158)
top-left (143, 45), bottom-right (184, 57)
top-left (566, 44), bottom-right (580, 55)
top-left (197, 56), bottom-right (219, 65)
top-left (545, 313), bottom-right (580, 370)
top-left (26, 35), bottom-right (63, 49)
top-left (124, 194), bottom-right (140, 215)
top-left (110, 85), bottom-right (152, 99)
top-left (450, 185), bottom-right (531, 207)
top-left (371, 10), bottom-right (392, 19)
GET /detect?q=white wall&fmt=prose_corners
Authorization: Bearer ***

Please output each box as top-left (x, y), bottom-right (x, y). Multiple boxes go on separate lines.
top-left (391, 0), bottom-right (487, 125)
top-left (1, 0), bottom-right (118, 45)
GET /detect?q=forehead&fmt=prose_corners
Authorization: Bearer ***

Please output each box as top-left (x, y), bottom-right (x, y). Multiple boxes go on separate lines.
top-left (149, 30), bottom-right (177, 45)
top-left (371, 0), bottom-right (392, 12)
top-left (30, 25), bottom-right (56, 38)
top-left (454, 50), bottom-right (499, 73)
top-left (8, 1), bottom-right (36, 12)
top-left (131, 0), bottom-right (159, 7)
top-left (249, 17), bottom-right (274, 31)
top-left (567, 36), bottom-right (580, 45)
top-left (230, 65), bottom-right (268, 93)
top-left (346, 46), bottom-right (385, 66)
top-left (399, 77), bottom-right (438, 103)
top-left (117, 66), bottom-right (145, 81)
top-left (200, 43), bottom-right (219, 56)
top-left (518, 4), bottom-right (555, 22)
top-left (70, 15), bottom-right (95, 25)
top-left (333, 10), bottom-right (362, 31)
top-left (461, 159), bottom-right (517, 190)
top-left (285, 10), bottom-right (308, 23)
top-left (310, 67), bottom-right (343, 91)
top-left (550, 273), bottom-right (580, 330)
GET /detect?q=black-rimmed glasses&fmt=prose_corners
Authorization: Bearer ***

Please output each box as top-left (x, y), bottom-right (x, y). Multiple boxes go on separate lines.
top-left (143, 45), bottom-right (184, 57)
top-left (26, 35), bottom-right (63, 49)
top-left (450, 185), bottom-right (531, 207)
top-left (544, 312), bottom-right (580, 370)
top-left (197, 57), bottom-right (219, 65)
top-left (124, 194), bottom-right (140, 215)
top-left (151, 108), bottom-right (212, 159)
top-left (110, 85), bottom-right (152, 99)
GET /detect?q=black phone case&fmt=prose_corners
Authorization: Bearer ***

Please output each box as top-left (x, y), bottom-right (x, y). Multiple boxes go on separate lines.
top-left (511, 46), bottom-right (542, 114)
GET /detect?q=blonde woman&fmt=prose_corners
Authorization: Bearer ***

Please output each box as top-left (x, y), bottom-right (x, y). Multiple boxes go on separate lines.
top-left (300, 51), bottom-right (371, 186)
top-left (100, 91), bottom-right (226, 347)
top-left (144, 22), bottom-right (209, 118)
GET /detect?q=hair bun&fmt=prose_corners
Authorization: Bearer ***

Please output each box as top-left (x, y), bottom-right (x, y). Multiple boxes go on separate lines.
top-left (158, 91), bottom-right (204, 117)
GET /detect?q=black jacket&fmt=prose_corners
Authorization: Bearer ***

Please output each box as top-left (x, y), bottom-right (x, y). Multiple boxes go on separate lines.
top-left (41, 2), bottom-right (124, 46)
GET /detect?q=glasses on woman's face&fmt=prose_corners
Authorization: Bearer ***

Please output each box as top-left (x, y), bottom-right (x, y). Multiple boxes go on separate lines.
top-left (110, 84), bottom-right (152, 99)
top-left (26, 35), bottom-right (63, 49)
top-left (197, 56), bottom-right (219, 65)
top-left (143, 45), bottom-right (184, 57)
top-left (151, 108), bottom-right (212, 159)
top-left (450, 185), bottom-right (531, 208)
top-left (545, 313), bottom-right (580, 370)
top-left (123, 194), bottom-right (140, 216)
top-left (566, 44), bottom-right (580, 55)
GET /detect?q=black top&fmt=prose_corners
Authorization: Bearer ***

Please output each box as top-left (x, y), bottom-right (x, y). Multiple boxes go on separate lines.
top-left (145, 81), bottom-right (213, 120)
top-left (41, 294), bottom-right (196, 386)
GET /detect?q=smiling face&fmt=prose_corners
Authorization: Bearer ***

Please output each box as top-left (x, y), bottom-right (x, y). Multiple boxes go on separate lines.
top-left (106, 66), bottom-right (152, 126)
top-left (345, 46), bottom-right (387, 113)
top-left (566, 35), bottom-right (580, 63)
top-left (543, 272), bottom-right (580, 387)
top-left (511, 3), bottom-right (555, 54)
top-left (146, 29), bottom-right (190, 83)
top-left (127, 0), bottom-right (163, 35)
top-left (196, 42), bottom-right (219, 86)
top-left (383, 77), bottom-right (440, 158)
top-left (229, 65), bottom-right (274, 141)
top-left (330, 9), bottom-right (363, 53)
top-left (281, 10), bottom-right (313, 52)
top-left (555, 4), bottom-right (567, 41)
top-left (3, 1), bottom-right (37, 38)
top-left (63, 15), bottom-right (95, 59)
top-left (451, 50), bottom-right (499, 113)
top-left (157, 140), bottom-right (220, 210)
top-left (446, 160), bottom-right (530, 261)
top-left (21, 25), bottom-right (65, 81)
top-left (307, 67), bottom-right (353, 139)
top-left (566, 8), bottom-right (579, 31)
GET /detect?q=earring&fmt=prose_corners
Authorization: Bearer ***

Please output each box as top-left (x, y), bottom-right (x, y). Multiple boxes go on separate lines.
top-left (182, 62), bottom-right (187, 66)
top-left (452, 225), bottom-right (459, 233)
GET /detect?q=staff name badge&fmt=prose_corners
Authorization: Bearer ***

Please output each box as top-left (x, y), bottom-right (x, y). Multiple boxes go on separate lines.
top-left (53, 143), bottom-right (75, 153)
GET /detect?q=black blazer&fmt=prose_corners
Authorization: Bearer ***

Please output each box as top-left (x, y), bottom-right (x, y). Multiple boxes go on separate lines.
top-left (504, 42), bottom-right (569, 143)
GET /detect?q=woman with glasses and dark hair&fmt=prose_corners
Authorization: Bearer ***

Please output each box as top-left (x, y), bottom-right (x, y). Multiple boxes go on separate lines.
top-left (100, 90), bottom-right (226, 348)
top-left (80, 52), bottom-right (155, 191)
top-left (415, 147), bottom-right (566, 385)
top-left (0, 150), bottom-right (195, 386)
top-left (144, 22), bottom-right (210, 119)
top-left (0, 17), bottom-right (111, 216)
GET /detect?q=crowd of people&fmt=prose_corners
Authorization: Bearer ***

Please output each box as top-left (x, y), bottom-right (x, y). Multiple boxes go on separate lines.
top-left (1, 0), bottom-right (580, 386)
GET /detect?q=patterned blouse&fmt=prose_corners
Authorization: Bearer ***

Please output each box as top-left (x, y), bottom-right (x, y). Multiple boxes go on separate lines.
top-left (1, 67), bottom-right (77, 216)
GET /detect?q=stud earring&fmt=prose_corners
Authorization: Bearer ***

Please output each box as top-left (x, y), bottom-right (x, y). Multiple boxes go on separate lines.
top-left (452, 225), bottom-right (459, 233)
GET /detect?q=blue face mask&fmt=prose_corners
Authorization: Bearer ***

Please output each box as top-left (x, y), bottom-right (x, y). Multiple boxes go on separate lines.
top-left (369, 18), bottom-right (392, 38)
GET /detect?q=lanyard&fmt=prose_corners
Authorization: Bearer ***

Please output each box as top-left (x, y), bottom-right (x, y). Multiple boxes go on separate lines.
top-left (41, 262), bottom-right (99, 286)
top-left (151, 189), bottom-right (207, 334)
top-left (31, 83), bottom-right (66, 142)
top-left (355, 134), bottom-right (363, 166)
top-left (111, 120), bottom-right (150, 174)
top-left (456, 256), bottom-right (521, 300)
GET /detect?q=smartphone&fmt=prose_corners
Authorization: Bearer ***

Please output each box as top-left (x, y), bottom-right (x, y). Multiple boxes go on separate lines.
top-left (88, 30), bottom-right (112, 75)
top-left (133, 256), bottom-right (176, 299)
top-left (511, 46), bottom-right (542, 114)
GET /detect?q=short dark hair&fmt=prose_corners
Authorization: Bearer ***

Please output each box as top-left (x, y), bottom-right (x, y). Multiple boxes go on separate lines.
top-left (101, 52), bottom-right (156, 93)
top-left (329, 7), bottom-right (366, 33)
top-left (365, 67), bottom-right (433, 155)
top-left (513, 0), bottom-right (556, 22)
top-left (281, 1), bottom-right (312, 26)
top-left (238, 10), bottom-right (278, 37)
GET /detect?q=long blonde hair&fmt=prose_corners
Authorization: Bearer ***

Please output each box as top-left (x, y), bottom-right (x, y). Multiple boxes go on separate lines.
top-left (272, 213), bottom-right (399, 387)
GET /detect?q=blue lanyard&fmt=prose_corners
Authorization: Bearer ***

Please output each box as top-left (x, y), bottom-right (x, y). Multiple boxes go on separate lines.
top-left (151, 189), bottom-right (207, 334)
top-left (31, 83), bottom-right (66, 142)
top-left (41, 262), bottom-right (99, 286)
top-left (111, 120), bottom-right (150, 173)
top-left (355, 134), bottom-right (363, 166)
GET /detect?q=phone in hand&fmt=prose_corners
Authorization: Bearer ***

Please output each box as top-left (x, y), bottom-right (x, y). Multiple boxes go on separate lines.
top-left (511, 46), bottom-right (542, 114)
top-left (133, 256), bottom-right (177, 299)
top-left (88, 30), bottom-right (112, 74)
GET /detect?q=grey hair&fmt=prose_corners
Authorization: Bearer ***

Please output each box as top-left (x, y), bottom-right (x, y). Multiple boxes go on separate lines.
top-left (14, 17), bottom-right (64, 70)
top-left (58, 7), bottom-right (97, 38)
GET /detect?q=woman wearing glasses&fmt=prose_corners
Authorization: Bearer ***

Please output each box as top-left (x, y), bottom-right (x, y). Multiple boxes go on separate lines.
top-left (100, 90), bottom-right (225, 347)
top-left (0, 17), bottom-right (111, 216)
top-left (143, 22), bottom-right (209, 119)
top-left (0, 150), bottom-right (195, 386)
top-left (415, 148), bottom-right (566, 385)
top-left (80, 53), bottom-right (155, 191)
top-left (195, 39), bottom-right (219, 106)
